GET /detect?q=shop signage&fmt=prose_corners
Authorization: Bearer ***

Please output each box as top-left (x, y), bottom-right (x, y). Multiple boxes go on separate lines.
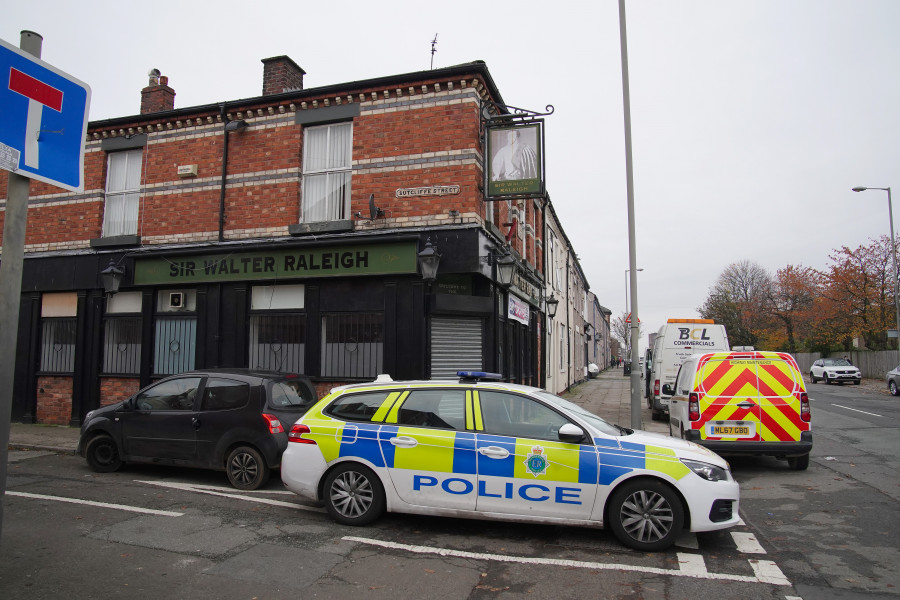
top-left (395, 185), bottom-right (460, 198)
top-left (508, 294), bottom-right (530, 325)
top-left (133, 241), bottom-right (418, 285)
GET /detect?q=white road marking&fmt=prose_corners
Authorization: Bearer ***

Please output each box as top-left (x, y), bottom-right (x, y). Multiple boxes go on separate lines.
top-left (749, 559), bottom-right (791, 586)
top-left (731, 532), bottom-right (766, 554)
top-left (135, 480), bottom-right (325, 512)
top-left (677, 552), bottom-right (708, 575)
top-left (832, 404), bottom-right (882, 418)
top-left (343, 536), bottom-right (793, 586)
top-left (7, 491), bottom-right (183, 517)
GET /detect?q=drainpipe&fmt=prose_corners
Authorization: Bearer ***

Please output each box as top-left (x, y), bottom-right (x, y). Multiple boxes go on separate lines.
top-left (218, 104), bottom-right (248, 243)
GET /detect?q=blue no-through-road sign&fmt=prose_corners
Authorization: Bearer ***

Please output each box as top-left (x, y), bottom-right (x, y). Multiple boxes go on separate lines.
top-left (0, 37), bottom-right (91, 192)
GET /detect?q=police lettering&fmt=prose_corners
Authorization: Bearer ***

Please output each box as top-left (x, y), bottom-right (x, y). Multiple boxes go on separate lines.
top-left (413, 475), bottom-right (582, 505)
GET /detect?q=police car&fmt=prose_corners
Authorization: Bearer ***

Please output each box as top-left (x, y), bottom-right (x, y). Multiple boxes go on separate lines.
top-left (280, 372), bottom-right (740, 551)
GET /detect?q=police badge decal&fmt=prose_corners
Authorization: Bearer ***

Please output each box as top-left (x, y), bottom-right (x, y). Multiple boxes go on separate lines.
top-left (524, 446), bottom-right (549, 477)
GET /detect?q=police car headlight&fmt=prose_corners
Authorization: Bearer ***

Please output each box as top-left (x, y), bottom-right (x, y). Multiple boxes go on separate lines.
top-left (681, 459), bottom-right (729, 482)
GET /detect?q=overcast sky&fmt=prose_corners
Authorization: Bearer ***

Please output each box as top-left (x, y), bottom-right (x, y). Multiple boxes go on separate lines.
top-left (5, 0), bottom-right (899, 351)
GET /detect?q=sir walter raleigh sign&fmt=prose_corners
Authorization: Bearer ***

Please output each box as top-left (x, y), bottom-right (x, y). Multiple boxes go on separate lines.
top-left (134, 241), bottom-right (418, 285)
top-left (486, 123), bottom-right (543, 198)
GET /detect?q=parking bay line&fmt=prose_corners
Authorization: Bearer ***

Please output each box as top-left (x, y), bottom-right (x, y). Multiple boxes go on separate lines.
top-left (343, 536), bottom-right (792, 586)
top-left (7, 491), bottom-right (184, 517)
top-left (831, 404), bottom-right (882, 418)
top-left (135, 480), bottom-right (325, 512)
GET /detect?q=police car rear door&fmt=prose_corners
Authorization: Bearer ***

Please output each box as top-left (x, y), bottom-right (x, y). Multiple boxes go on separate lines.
top-left (378, 388), bottom-right (477, 510)
top-left (474, 390), bottom-right (597, 520)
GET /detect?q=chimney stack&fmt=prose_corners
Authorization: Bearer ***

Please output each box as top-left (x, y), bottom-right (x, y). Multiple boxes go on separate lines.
top-left (262, 56), bottom-right (305, 96)
top-left (141, 71), bottom-right (176, 114)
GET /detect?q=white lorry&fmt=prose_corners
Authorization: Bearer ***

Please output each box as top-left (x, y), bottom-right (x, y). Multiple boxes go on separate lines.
top-left (646, 319), bottom-right (729, 421)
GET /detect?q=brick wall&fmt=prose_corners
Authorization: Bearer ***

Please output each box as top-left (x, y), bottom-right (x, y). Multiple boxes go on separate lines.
top-left (100, 377), bottom-right (141, 406)
top-left (36, 376), bottom-right (73, 425)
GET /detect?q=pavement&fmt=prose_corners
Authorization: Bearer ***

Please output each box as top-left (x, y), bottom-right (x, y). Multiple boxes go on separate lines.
top-left (3, 368), bottom-right (664, 456)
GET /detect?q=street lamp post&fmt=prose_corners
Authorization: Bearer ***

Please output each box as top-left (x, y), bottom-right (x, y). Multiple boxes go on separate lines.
top-left (852, 186), bottom-right (900, 343)
top-left (623, 268), bottom-right (643, 353)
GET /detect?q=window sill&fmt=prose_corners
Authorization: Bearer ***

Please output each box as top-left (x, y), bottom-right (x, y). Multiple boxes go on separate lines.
top-left (90, 235), bottom-right (141, 248)
top-left (289, 220), bottom-right (355, 236)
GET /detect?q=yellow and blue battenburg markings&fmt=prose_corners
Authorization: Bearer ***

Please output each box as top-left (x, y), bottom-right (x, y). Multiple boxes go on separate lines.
top-left (305, 390), bottom-right (688, 489)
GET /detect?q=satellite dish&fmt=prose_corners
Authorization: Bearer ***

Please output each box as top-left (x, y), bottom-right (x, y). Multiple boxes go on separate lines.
top-left (369, 194), bottom-right (384, 220)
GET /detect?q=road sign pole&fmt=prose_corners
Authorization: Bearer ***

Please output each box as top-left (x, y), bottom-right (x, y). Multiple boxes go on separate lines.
top-left (0, 29), bottom-right (43, 544)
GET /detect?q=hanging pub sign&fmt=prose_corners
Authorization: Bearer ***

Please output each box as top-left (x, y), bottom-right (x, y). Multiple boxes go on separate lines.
top-left (486, 122), bottom-right (543, 199)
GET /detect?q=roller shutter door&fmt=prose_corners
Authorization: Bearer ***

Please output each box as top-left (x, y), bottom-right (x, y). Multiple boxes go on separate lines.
top-left (430, 316), bottom-right (483, 379)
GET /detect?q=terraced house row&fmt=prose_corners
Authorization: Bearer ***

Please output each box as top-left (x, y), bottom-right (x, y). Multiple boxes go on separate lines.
top-left (0, 55), bottom-right (612, 425)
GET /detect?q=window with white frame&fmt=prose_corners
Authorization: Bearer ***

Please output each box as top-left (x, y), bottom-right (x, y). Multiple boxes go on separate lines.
top-left (40, 293), bottom-right (77, 373)
top-left (559, 322), bottom-right (566, 372)
top-left (103, 149), bottom-right (142, 237)
top-left (249, 285), bottom-right (306, 373)
top-left (103, 291), bottom-right (142, 375)
top-left (301, 122), bottom-right (352, 222)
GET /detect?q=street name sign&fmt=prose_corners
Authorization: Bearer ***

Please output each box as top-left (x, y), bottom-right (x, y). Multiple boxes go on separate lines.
top-left (0, 37), bottom-right (91, 192)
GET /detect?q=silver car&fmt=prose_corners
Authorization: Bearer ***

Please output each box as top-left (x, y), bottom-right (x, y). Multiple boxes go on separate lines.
top-left (887, 366), bottom-right (900, 396)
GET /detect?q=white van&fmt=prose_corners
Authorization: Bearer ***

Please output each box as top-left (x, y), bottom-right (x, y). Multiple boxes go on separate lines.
top-left (646, 319), bottom-right (729, 421)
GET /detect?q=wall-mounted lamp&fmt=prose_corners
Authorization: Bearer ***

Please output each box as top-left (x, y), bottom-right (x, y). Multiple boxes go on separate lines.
top-left (481, 246), bottom-right (517, 288)
top-left (417, 238), bottom-right (442, 283)
top-left (546, 295), bottom-right (559, 319)
top-left (100, 259), bottom-right (125, 295)
top-left (585, 322), bottom-right (593, 337)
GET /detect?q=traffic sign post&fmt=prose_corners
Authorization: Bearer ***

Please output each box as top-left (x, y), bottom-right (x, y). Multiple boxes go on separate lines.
top-left (0, 36), bottom-right (90, 192)
top-left (0, 31), bottom-right (90, 542)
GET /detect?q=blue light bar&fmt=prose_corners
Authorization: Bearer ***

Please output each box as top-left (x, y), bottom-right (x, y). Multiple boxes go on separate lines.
top-left (457, 371), bottom-right (503, 382)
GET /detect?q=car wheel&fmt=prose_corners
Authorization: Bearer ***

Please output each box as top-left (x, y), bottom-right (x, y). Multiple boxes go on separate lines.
top-left (323, 463), bottom-right (385, 526)
top-left (226, 445), bottom-right (270, 490)
top-left (823, 373), bottom-right (830, 385)
top-left (891, 380), bottom-right (899, 396)
top-left (84, 435), bottom-right (122, 473)
top-left (607, 479), bottom-right (684, 552)
top-left (853, 380), bottom-right (861, 385)
top-left (787, 454), bottom-right (810, 471)
top-left (809, 371), bottom-right (817, 384)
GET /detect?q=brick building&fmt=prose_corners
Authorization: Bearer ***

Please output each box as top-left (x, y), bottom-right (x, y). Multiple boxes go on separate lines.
top-left (1, 57), bottom-right (562, 425)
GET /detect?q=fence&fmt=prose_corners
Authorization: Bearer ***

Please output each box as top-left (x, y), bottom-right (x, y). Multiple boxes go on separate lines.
top-left (793, 350), bottom-right (899, 379)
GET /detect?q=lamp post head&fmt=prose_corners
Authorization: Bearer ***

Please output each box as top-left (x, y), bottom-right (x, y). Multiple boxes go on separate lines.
top-left (852, 187), bottom-right (867, 192)
top-left (100, 259), bottom-right (125, 295)
top-left (546, 294), bottom-right (559, 319)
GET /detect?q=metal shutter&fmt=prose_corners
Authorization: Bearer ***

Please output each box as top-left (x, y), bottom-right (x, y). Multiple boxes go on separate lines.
top-left (430, 317), bottom-right (483, 379)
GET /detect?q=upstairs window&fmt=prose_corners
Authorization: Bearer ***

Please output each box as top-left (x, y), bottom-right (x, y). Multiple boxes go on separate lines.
top-left (301, 122), bottom-right (352, 222)
top-left (103, 149), bottom-right (142, 237)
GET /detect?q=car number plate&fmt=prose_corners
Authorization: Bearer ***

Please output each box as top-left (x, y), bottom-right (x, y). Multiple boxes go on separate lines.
top-left (707, 422), bottom-right (755, 438)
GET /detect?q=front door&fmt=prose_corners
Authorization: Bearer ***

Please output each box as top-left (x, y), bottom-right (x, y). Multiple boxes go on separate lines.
top-left (474, 390), bottom-right (597, 520)
top-left (120, 376), bottom-right (203, 462)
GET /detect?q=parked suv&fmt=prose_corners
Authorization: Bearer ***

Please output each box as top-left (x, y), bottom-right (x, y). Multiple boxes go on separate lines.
top-left (78, 369), bottom-right (317, 489)
top-left (809, 358), bottom-right (861, 385)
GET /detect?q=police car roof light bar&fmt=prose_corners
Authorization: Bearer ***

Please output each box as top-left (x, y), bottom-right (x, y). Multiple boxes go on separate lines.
top-left (457, 371), bottom-right (503, 382)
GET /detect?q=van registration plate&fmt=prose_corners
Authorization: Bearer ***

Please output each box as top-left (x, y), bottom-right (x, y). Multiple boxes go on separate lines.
top-left (707, 423), bottom-right (755, 438)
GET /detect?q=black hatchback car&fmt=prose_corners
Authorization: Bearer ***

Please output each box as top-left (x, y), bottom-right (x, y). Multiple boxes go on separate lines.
top-left (78, 369), bottom-right (317, 490)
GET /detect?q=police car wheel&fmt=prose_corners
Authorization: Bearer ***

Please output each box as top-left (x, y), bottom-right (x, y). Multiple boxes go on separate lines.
top-left (85, 435), bottom-right (122, 473)
top-left (324, 463), bottom-right (385, 526)
top-left (608, 479), bottom-right (684, 552)
top-left (226, 446), bottom-right (271, 490)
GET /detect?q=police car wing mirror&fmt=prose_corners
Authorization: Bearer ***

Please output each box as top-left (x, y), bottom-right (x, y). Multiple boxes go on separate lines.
top-left (661, 383), bottom-right (675, 396)
top-left (558, 423), bottom-right (585, 444)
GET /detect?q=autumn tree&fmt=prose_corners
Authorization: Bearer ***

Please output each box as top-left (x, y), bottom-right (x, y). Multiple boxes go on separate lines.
top-left (698, 260), bottom-right (772, 348)
top-left (763, 265), bottom-right (818, 353)
top-left (819, 235), bottom-right (898, 350)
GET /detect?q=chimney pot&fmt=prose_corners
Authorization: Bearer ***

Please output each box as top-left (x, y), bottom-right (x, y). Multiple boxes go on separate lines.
top-left (141, 72), bottom-right (175, 114)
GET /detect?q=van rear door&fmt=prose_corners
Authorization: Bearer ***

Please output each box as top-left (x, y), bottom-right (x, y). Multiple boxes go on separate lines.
top-left (696, 354), bottom-right (762, 443)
